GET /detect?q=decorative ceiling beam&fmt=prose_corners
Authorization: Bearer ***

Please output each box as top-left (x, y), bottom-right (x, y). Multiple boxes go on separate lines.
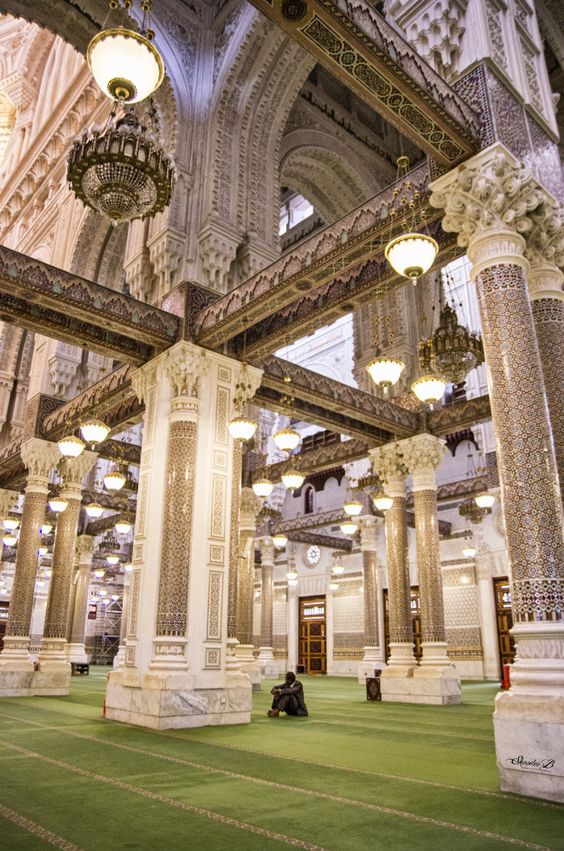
top-left (281, 530), bottom-right (353, 552)
top-left (233, 223), bottom-right (463, 358)
top-left (262, 356), bottom-right (420, 437)
top-left (251, 437), bottom-right (369, 485)
top-left (248, 0), bottom-right (478, 165)
top-left (193, 164), bottom-right (431, 348)
top-left (428, 394), bottom-right (492, 435)
top-left (0, 246), bottom-right (179, 363)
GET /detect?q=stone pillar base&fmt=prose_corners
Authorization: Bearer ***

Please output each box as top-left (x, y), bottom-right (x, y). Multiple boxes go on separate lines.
top-left (29, 665), bottom-right (71, 696)
top-left (258, 647), bottom-right (278, 678)
top-left (67, 643), bottom-right (89, 665)
top-left (494, 692), bottom-right (564, 803)
top-left (235, 644), bottom-right (262, 690)
top-left (0, 636), bottom-right (33, 669)
top-left (420, 641), bottom-right (451, 667)
top-left (380, 664), bottom-right (416, 702)
top-left (410, 665), bottom-right (462, 705)
top-left (357, 647), bottom-right (384, 683)
top-left (105, 669), bottom-right (252, 730)
top-left (0, 670), bottom-right (35, 697)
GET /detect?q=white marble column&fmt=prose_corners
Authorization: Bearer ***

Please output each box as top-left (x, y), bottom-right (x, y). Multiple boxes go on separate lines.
top-left (258, 537), bottom-right (278, 677)
top-left (105, 341), bottom-right (262, 729)
top-left (357, 515), bottom-right (384, 682)
top-left (431, 143), bottom-right (564, 801)
top-left (67, 535), bottom-right (95, 665)
top-left (403, 434), bottom-right (461, 704)
top-left (33, 451), bottom-right (96, 694)
top-left (235, 487), bottom-right (262, 685)
top-left (113, 573), bottom-right (131, 671)
top-left (0, 438), bottom-right (60, 696)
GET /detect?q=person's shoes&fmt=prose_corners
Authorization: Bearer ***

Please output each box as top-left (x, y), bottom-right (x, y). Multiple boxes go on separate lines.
top-left (267, 709), bottom-right (280, 717)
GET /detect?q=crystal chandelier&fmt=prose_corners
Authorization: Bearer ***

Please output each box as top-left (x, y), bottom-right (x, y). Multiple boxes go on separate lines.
top-left (272, 533), bottom-right (288, 549)
top-left (252, 478), bottom-right (273, 498)
top-left (384, 157), bottom-right (438, 286)
top-left (418, 297), bottom-right (483, 386)
top-left (67, 109), bottom-right (174, 224)
top-left (87, 0), bottom-right (164, 104)
top-left (58, 434), bottom-right (85, 458)
top-left (281, 469), bottom-right (305, 492)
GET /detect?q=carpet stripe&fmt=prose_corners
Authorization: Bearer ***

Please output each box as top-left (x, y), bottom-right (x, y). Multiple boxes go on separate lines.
top-left (0, 739), bottom-right (326, 851)
top-left (0, 715), bottom-right (557, 849)
top-left (0, 802), bottom-right (85, 851)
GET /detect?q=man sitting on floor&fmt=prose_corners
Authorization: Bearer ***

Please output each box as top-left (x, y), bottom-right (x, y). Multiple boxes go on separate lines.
top-left (267, 671), bottom-right (308, 717)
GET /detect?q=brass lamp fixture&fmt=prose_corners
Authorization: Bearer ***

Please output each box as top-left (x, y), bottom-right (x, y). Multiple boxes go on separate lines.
top-left (228, 364), bottom-right (258, 443)
top-left (366, 300), bottom-right (405, 395)
top-left (87, 0), bottom-right (164, 104)
top-left (80, 419), bottom-right (110, 448)
top-left (67, 108), bottom-right (174, 224)
top-left (252, 478), bottom-right (273, 498)
top-left (411, 373), bottom-right (447, 408)
top-left (58, 434), bottom-right (85, 458)
top-left (273, 376), bottom-right (301, 453)
top-left (384, 156), bottom-right (438, 286)
top-left (372, 489), bottom-right (393, 511)
top-left (104, 467), bottom-right (127, 491)
top-left (272, 533), bottom-right (288, 549)
top-left (343, 499), bottom-right (363, 517)
top-left (281, 469), bottom-right (305, 492)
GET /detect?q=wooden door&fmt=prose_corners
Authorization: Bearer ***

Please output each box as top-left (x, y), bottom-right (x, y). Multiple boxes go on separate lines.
top-left (494, 578), bottom-right (515, 668)
top-left (299, 596), bottom-right (326, 674)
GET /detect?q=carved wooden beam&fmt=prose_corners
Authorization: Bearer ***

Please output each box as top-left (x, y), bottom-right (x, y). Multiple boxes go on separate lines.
top-left (233, 223), bottom-right (462, 358)
top-left (428, 394), bottom-right (492, 435)
top-left (248, 0), bottom-right (478, 165)
top-left (193, 164), bottom-right (431, 348)
top-left (0, 246), bottom-right (180, 363)
top-left (273, 508), bottom-right (347, 533)
top-left (251, 437), bottom-right (369, 484)
top-left (262, 356), bottom-right (420, 437)
top-left (280, 530), bottom-right (353, 552)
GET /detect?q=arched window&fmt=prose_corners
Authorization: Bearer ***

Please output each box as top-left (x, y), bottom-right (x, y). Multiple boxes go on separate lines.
top-left (304, 485), bottom-right (314, 515)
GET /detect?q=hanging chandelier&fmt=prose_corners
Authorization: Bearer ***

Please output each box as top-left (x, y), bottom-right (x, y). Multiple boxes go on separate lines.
top-left (80, 420), bottom-right (110, 447)
top-left (104, 468), bottom-right (127, 491)
top-left (48, 495), bottom-right (68, 513)
top-left (419, 301), bottom-right (483, 386)
top-left (272, 533), bottom-right (288, 549)
top-left (459, 498), bottom-right (491, 524)
top-left (273, 426), bottom-right (301, 453)
top-left (106, 554), bottom-right (120, 565)
top-left (329, 582), bottom-right (339, 592)
top-left (366, 356), bottom-right (405, 395)
top-left (372, 490), bottom-right (393, 511)
top-left (40, 523), bottom-right (53, 535)
top-left (286, 569), bottom-right (298, 581)
top-left (332, 562), bottom-right (345, 575)
top-left (115, 519), bottom-right (132, 534)
top-left (228, 366), bottom-right (258, 443)
top-left (37, 546), bottom-right (49, 557)
top-left (343, 499), bottom-right (363, 517)
top-left (2, 533), bottom-right (17, 547)
top-left (228, 416), bottom-right (257, 442)
top-left (85, 502), bottom-right (104, 519)
top-left (462, 544), bottom-right (477, 558)
top-left (474, 491), bottom-right (496, 509)
top-left (281, 469), bottom-right (305, 492)
top-left (252, 478), bottom-right (273, 498)
top-left (384, 156), bottom-right (438, 286)
top-left (68, 109), bottom-right (174, 224)
top-left (58, 434), bottom-right (85, 458)
top-left (2, 517), bottom-right (19, 532)
top-left (87, 0), bottom-right (164, 104)
top-left (94, 568), bottom-right (105, 579)
top-left (411, 373), bottom-right (447, 408)
top-left (340, 519), bottom-right (358, 536)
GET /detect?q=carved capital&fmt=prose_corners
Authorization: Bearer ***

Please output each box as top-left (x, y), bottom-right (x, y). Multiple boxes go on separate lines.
top-left (369, 443), bottom-right (407, 496)
top-left (131, 360), bottom-right (158, 404)
top-left (233, 362), bottom-right (263, 412)
top-left (430, 144), bottom-right (545, 264)
top-left (525, 197), bottom-right (564, 270)
top-left (165, 341), bottom-right (208, 401)
top-left (401, 434), bottom-right (446, 490)
top-left (259, 536), bottom-right (275, 565)
top-left (20, 438), bottom-right (61, 488)
top-left (0, 488), bottom-right (19, 517)
top-left (527, 261), bottom-right (564, 302)
top-left (240, 487), bottom-right (262, 529)
top-left (75, 534), bottom-right (95, 563)
top-left (59, 450), bottom-right (97, 489)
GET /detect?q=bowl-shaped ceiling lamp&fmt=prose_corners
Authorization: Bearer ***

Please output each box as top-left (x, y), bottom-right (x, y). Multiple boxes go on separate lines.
top-left (366, 357), bottom-right (405, 395)
top-left (228, 416), bottom-right (257, 442)
top-left (273, 426), bottom-right (301, 453)
top-left (340, 520), bottom-right (358, 536)
top-left (85, 503), bottom-right (104, 519)
top-left (2, 517), bottom-right (19, 532)
top-left (411, 374), bottom-right (447, 408)
top-left (87, 25), bottom-right (164, 104)
top-left (272, 533), bottom-right (288, 549)
top-left (372, 491), bottom-right (393, 512)
top-left (103, 470), bottom-right (127, 492)
top-left (385, 233), bottom-right (439, 286)
top-left (58, 435), bottom-right (85, 458)
top-left (115, 520), bottom-right (132, 535)
top-left (343, 499), bottom-right (363, 517)
top-left (474, 491), bottom-right (496, 509)
top-left (48, 496), bottom-right (68, 514)
top-left (252, 479), bottom-right (273, 498)
top-left (281, 470), bottom-right (305, 492)
top-left (80, 419), bottom-right (110, 446)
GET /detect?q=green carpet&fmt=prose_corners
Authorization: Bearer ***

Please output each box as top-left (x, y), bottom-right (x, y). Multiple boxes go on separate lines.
top-left (0, 673), bottom-right (562, 850)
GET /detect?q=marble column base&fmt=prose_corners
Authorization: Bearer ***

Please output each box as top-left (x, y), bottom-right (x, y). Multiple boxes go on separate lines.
top-left (258, 646), bottom-right (279, 678)
top-left (0, 669), bottom-right (35, 696)
top-left (386, 641), bottom-right (417, 667)
top-left (357, 646), bottom-right (385, 683)
top-left (235, 644), bottom-right (262, 690)
top-left (410, 665), bottom-right (462, 705)
top-left (113, 645), bottom-right (126, 670)
top-left (420, 641), bottom-right (451, 667)
top-left (67, 642), bottom-right (89, 665)
top-left (29, 663), bottom-right (71, 696)
top-left (0, 635), bottom-right (33, 669)
top-left (380, 664), bottom-right (416, 702)
top-left (494, 691), bottom-right (564, 803)
top-left (105, 669), bottom-right (252, 730)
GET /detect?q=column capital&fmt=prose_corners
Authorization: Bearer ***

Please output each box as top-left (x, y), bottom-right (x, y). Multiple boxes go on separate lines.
top-left (20, 438), bottom-right (61, 490)
top-left (258, 536), bottom-right (275, 564)
top-left (165, 341), bottom-right (209, 401)
top-left (370, 443), bottom-right (407, 497)
top-left (75, 534), bottom-right (95, 563)
top-left (527, 261), bottom-right (564, 303)
top-left (430, 143), bottom-right (545, 276)
top-left (359, 515), bottom-right (380, 551)
top-left (525, 196), bottom-right (564, 275)
top-left (59, 451), bottom-right (97, 491)
top-left (401, 434), bottom-right (446, 491)
top-left (0, 488), bottom-right (19, 517)
top-left (240, 487), bottom-right (262, 531)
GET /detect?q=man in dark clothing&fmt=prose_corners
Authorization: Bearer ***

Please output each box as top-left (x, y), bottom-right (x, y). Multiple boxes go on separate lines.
top-left (268, 671), bottom-right (308, 717)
